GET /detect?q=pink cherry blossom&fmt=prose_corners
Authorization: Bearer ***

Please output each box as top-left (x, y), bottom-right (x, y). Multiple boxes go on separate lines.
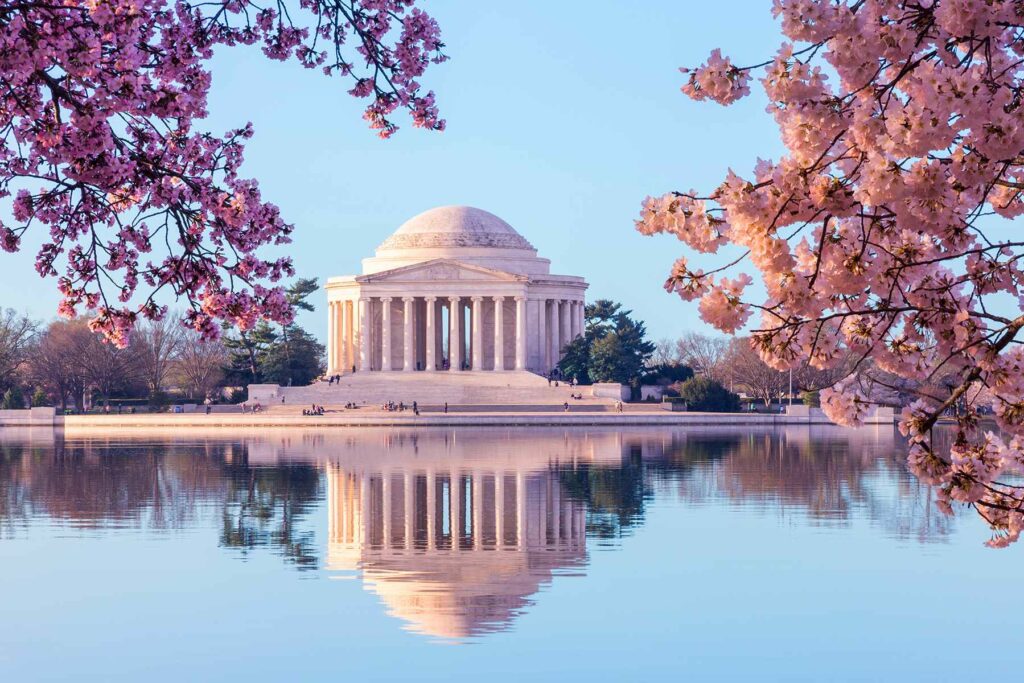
top-left (0, 1), bottom-right (447, 347)
top-left (639, 0), bottom-right (1024, 545)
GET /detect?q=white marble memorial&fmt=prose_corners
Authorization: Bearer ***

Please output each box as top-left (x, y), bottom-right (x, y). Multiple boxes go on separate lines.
top-left (325, 206), bottom-right (587, 375)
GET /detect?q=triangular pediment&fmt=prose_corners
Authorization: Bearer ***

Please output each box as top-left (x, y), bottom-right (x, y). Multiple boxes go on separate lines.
top-left (356, 259), bottom-right (527, 283)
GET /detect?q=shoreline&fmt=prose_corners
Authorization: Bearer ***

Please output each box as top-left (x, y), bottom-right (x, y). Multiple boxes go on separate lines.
top-left (0, 409), bottom-right (897, 430)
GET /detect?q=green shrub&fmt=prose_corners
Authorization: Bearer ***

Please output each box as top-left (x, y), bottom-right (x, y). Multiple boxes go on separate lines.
top-left (674, 376), bottom-right (741, 412)
top-left (31, 387), bottom-right (49, 407)
top-left (801, 390), bottom-right (820, 407)
top-left (1, 386), bottom-right (24, 409)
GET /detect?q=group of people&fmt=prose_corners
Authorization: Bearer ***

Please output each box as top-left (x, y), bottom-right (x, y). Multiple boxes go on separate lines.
top-left (380, 400), bottom-right (419, 415)
top-left (546, 371), bottom-right (578, 388)
top-left (325, 374), bottom-right (343, 385)
top-left (304, 404), bottom-right (325, 416)
top-left (240, 402), bottom-right (263, 413)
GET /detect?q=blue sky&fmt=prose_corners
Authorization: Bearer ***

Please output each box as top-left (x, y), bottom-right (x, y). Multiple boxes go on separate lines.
top-left (0, 1), bottom-right (788, 343)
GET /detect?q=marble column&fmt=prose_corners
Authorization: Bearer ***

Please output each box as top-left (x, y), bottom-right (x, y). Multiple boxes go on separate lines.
top-left (425, 297), bottom-right (436, 371)
top-left (328, 301), bottom-right (336, 372)
top-left (548, 299), bottom-right (559, 370)
top-left (343, 300), bottom-right (354, 371)
top-left (448, 296), bottom-right (462, 371)
top-left (515, 296), bottom-right (527, 371)
top-left (336, 301), bottom-right (345, 371)
top-left (402, 297), bottom-right (415, 371)
top-left (381, 297), bottom-right (393, 371)
top-left (471, 296), bottom-right (483, 371)
top-left (560, 299), bottom-right (571, 354)
top-left (493, 296), bottom-right (504, 371)
top-left (358, 297), bottom-right (371, 372)
top-left (339, 301), bottom-right (346, 371)
top-left (537, 299), bottom-right (547, 372)
top-left (577, 301), bottom-right (585, 342)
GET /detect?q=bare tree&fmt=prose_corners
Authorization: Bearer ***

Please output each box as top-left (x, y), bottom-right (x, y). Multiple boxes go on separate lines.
top-left (79, 331), bottom-right (144, 405)
top-left (675, 332), bottom-right (730, 381)
top-left (651, 338), bottom-right (682, 366)
top-left (29, 320), bottom-right (92, 410)
top-left (726, 337), bottom-right (788, 406)
top-left (0, 309), bottom-right (38, 391)
top-left (135, 313), bottom-right (184, 395)
top-left (172, 330), bottom-right (227, 400)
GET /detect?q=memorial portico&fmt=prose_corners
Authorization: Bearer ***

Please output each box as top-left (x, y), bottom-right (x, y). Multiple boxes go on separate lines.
top-left (325, 206), bottom-right (587, 374)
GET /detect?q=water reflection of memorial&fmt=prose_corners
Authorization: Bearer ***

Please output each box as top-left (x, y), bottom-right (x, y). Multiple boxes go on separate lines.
top-left (323, 458), bottom-right (587, 640)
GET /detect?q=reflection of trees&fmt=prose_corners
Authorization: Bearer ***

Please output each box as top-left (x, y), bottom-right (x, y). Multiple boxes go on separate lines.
top-left (559, 434), bottom-right (741, 538)
top-left (0, 428), bottom-right (955, 567)
top-left (0, 439), bottom-right (322, 568)
top-left (558, 451), bottom-right (648, 539)
top-left (220, 460), bottom-right (321, 570)
top-left (559, 430), bottom-right (951, 542)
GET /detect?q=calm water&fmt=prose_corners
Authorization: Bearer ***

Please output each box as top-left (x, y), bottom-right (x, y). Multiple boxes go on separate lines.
top-left (0, 426), bottom-right (1020, 681)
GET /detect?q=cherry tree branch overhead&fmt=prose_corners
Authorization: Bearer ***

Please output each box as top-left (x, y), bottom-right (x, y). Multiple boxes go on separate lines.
top-left (637, 0), bottom-right (1024, 546)
top-left (0, 0), bottom-right (447, 346)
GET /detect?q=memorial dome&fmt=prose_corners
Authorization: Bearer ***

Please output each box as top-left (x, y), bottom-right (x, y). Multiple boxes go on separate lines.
top-left (377, 206), bottom-right (535, 251)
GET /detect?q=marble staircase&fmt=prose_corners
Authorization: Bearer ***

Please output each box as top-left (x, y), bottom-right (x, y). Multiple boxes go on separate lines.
top-left (265, 371), bottom-right (614, 407)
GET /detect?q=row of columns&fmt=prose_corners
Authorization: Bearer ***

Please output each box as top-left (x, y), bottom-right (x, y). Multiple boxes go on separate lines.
top-left (328, 466), bottom-right (587, 552)
top-left (328, 295), bottom-right (584, 373)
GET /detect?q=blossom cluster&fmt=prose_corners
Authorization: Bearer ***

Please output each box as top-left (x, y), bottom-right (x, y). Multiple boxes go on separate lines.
top-left (0, 1), bottom-right (446, 346)
top-left (639, 0), bottom-right (1024, 544)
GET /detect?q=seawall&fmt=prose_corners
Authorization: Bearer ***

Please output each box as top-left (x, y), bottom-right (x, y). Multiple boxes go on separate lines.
top-left (0, 406), bottom-right (896, 430)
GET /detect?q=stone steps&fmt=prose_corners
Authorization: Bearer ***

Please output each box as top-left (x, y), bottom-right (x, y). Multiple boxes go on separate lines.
top-left (269, 371), bottom-right (610, 407)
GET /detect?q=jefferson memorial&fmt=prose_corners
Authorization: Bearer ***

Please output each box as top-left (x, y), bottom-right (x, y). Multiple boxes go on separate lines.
top-left (324, 206), bottom-right (588, 375)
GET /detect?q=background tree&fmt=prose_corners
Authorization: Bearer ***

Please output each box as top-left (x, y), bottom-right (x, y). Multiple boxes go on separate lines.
top-left (0, 309), bottom-right (38, 394)
top-left (78, 328), bottom-right (145, 406)
top-left (725, 337), bottom-right (789, 407)
top-left (636, 1), bottom-right (1024, 545)
top-left (651, 338), bottom-right (683, 366)
top-left (559, 299), bottom-right (655, 387)
top-left (261, 327), bottom-right (325, 387)
top-left (674, 376), bottom-right (741, 413)
top-left (675, 332), bottom-right (730, 383)
top-left (135, 314), bottom-right (184, 398)
top-left (223, 322), bottom-right (279, 386)
top-left (172, 331), bottom-right (228, 401)
top-left (262, 279), bottom-right (325, 386)
top-left (28, 320), bottom-right (92, 410)
top-left (0, 1), bottom-right (447, 346)
top-left (1, 386), bottom-right (25, 409)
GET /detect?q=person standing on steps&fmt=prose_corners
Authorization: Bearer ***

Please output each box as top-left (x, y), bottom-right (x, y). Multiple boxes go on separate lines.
top-left (444, 402), bottom-right (448, 414)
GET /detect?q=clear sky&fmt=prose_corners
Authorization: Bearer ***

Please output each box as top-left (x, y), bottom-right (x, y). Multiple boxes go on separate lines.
top-left (0, 1), bottom-right (788, 343)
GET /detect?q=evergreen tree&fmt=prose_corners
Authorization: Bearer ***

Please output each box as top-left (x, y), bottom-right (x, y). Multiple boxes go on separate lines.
top-left (220, 277), bottom-right (325, 387)
top-left (1, 386), bottom-right (24, 409)
top-left (558, 299), bottom-right (655, 386)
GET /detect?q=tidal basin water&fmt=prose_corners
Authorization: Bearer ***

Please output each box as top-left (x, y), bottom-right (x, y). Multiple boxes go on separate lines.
top-left (0, 426), bottom-right (1021, 681)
